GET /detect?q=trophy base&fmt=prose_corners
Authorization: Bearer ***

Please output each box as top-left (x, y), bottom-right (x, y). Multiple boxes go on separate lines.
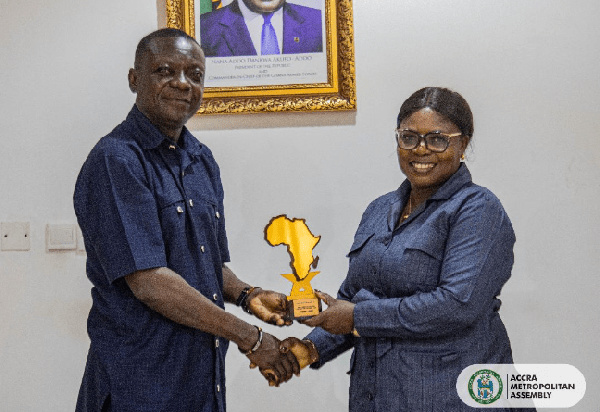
top-left (288, 297), bottom-right (322, 321)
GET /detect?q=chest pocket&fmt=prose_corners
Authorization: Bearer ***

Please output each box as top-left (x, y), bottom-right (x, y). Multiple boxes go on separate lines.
top-left (189, 197), bottom-right (220, 235)
top-left (153, 180), bottom-right (219, 244)
top-left (399, 227), bottom-right (446, 287)
top-left (347, 232), bottom-right (375, 261)
top-left (156, 203), bottom-right (187, 252)
top-left (154, 178), bottom-right (186, 225)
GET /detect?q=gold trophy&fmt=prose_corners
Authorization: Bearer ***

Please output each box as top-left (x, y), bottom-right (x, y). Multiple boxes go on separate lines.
top-left (264, 215), bottom-right (321, 320)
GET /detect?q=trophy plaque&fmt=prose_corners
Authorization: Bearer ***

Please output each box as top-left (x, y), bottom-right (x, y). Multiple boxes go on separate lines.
top-left (264, 215), bottom-right (322, 320)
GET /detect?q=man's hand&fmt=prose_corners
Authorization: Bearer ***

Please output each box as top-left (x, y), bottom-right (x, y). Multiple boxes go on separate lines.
top-left (246, 289), bottom-right (292, 326)
top-left (246, 332), bottom-right (300, 386)
top-left (302, 290), bottom-right (355, 334)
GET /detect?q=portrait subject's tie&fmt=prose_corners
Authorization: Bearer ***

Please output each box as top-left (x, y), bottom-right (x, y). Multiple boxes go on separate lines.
top-left (261, 13), bottom-right (280, 55)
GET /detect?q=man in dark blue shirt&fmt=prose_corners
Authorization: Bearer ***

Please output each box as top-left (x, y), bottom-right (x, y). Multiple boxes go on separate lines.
top-left (74, 28), bottom-right (298, 412)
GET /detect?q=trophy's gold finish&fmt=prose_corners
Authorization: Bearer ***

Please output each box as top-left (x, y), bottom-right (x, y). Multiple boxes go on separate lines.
top-left (264, 215), bottom-right (322, 320)
top-left (281, 272), bottom-right (321, 319)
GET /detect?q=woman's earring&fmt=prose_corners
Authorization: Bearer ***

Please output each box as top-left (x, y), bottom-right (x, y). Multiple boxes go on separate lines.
top-left (461, 153), bottom-right (465, 161)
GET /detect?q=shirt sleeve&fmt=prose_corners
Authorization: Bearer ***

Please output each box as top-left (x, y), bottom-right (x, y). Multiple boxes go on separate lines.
top-left (76, 153), bottom-right (167, 284)
top-left (353, 191), bottom-right (515, 339)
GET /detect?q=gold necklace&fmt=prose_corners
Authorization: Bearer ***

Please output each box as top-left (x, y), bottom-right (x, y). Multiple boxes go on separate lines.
top-left (402, 196), bottom-right (412, 220)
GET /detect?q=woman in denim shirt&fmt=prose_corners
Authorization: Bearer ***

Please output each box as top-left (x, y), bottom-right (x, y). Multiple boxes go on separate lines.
top-left (284, 87), bottom-right (533, 411)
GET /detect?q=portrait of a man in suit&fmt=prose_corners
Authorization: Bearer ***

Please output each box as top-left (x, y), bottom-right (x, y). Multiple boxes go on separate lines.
top-left (200, 0), bottom-right (323, 57)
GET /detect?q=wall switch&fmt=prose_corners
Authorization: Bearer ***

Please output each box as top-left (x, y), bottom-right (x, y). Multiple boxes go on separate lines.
top-left (1, 222), bottom-right (31, 251)
top-left (46, 224), bottom-right (77, 251)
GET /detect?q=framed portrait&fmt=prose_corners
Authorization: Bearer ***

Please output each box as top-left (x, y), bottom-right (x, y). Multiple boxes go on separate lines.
top-left (165, 0), bottom-right (356, 114)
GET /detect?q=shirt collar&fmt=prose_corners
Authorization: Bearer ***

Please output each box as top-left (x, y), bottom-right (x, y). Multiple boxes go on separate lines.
top-left (238, 0), bottom-right (262, 22)
top-left (387, 163), bottom-right (473, 230)
top-left (127, 105), bottom-right (202, 156)
top-left (238, 0), bottom-right (284, 21)
top-left (394, 163), bottom-right (472, 201)
top-left (429, 163), bottom-right (473, 201)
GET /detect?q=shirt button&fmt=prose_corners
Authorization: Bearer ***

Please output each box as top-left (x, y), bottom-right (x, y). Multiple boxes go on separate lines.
top-left (213, 293), bottom-right (218, 300)
top-left (189, 199), bottom-right (194, 207)
top-left (216, 384), bottom-right (221, 392)
top-left (201, 245), bottom-right (205, 253)
top-left (169, 144), bottom-right (176, 150)
top-left (181, 171), bottom-right (185, 177)
top-left (176, 206), bottom-right (183, 213)
top-left (215, 338), bottom-right (220, 348)
top-left (367, 393), bottom-right (373, 400)
top-left (215, 211), bottom-right (220, 219)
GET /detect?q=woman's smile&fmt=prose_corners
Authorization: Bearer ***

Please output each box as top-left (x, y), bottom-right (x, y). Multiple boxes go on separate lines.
top-left (409, 161), bottom-right (436, 172)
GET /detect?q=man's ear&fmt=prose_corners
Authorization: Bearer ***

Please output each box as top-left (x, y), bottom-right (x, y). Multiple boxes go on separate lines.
top-left (128, 68), bottom-right (137, 93)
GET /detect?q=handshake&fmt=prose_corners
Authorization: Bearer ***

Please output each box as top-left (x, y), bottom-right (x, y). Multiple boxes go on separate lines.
top-left (237, 288), bottom-right (356, 387)
top-left (244, 334), bottom-right (318, 387)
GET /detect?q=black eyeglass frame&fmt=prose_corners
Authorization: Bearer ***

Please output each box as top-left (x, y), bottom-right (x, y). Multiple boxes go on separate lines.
top-left (395, 129), bottom-right (463, 153)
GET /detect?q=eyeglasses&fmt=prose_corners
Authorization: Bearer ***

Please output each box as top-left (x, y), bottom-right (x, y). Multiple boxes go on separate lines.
top-left (395, 129), bottom-right (463, 153)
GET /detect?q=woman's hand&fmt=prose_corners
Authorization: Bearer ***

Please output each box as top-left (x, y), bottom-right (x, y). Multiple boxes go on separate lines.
top-left (280, 337), bottom-right (320, 369)
top-left (302, 290), bottom-right (355, 335)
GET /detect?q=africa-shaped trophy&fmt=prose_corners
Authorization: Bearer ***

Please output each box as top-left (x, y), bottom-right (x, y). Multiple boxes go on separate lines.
top-left (264, 215), bottom-right (321, 320)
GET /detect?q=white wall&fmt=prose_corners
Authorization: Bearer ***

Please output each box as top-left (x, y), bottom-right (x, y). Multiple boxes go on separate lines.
top-left (1, 0), bottom-right (598, 411)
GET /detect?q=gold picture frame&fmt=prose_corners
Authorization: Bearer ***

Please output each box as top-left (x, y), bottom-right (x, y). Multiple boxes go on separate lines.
top-left (165, 0), bottom-right (356, 114)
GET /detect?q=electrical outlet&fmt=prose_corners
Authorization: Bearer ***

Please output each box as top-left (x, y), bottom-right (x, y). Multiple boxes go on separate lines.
top-left (1, 222), bottom-right (31, 251)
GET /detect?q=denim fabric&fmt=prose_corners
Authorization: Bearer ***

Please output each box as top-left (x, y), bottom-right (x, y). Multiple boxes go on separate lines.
top-left (74, 106), bottom-right (229, 412)
top-left (308, 165), bottom-right (534, 411)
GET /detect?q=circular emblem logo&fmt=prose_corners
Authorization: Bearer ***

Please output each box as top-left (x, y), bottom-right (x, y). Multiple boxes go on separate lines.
top-left (468, 369), bottom-right (503, 404)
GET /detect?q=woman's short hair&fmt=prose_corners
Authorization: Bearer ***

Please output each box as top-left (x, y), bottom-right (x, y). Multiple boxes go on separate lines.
top-left (397, 87), bottom-right (474, 138)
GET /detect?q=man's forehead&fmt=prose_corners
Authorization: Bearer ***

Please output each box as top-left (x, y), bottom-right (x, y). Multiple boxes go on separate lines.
top-left (144, 36), bottom-right (204, 60)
